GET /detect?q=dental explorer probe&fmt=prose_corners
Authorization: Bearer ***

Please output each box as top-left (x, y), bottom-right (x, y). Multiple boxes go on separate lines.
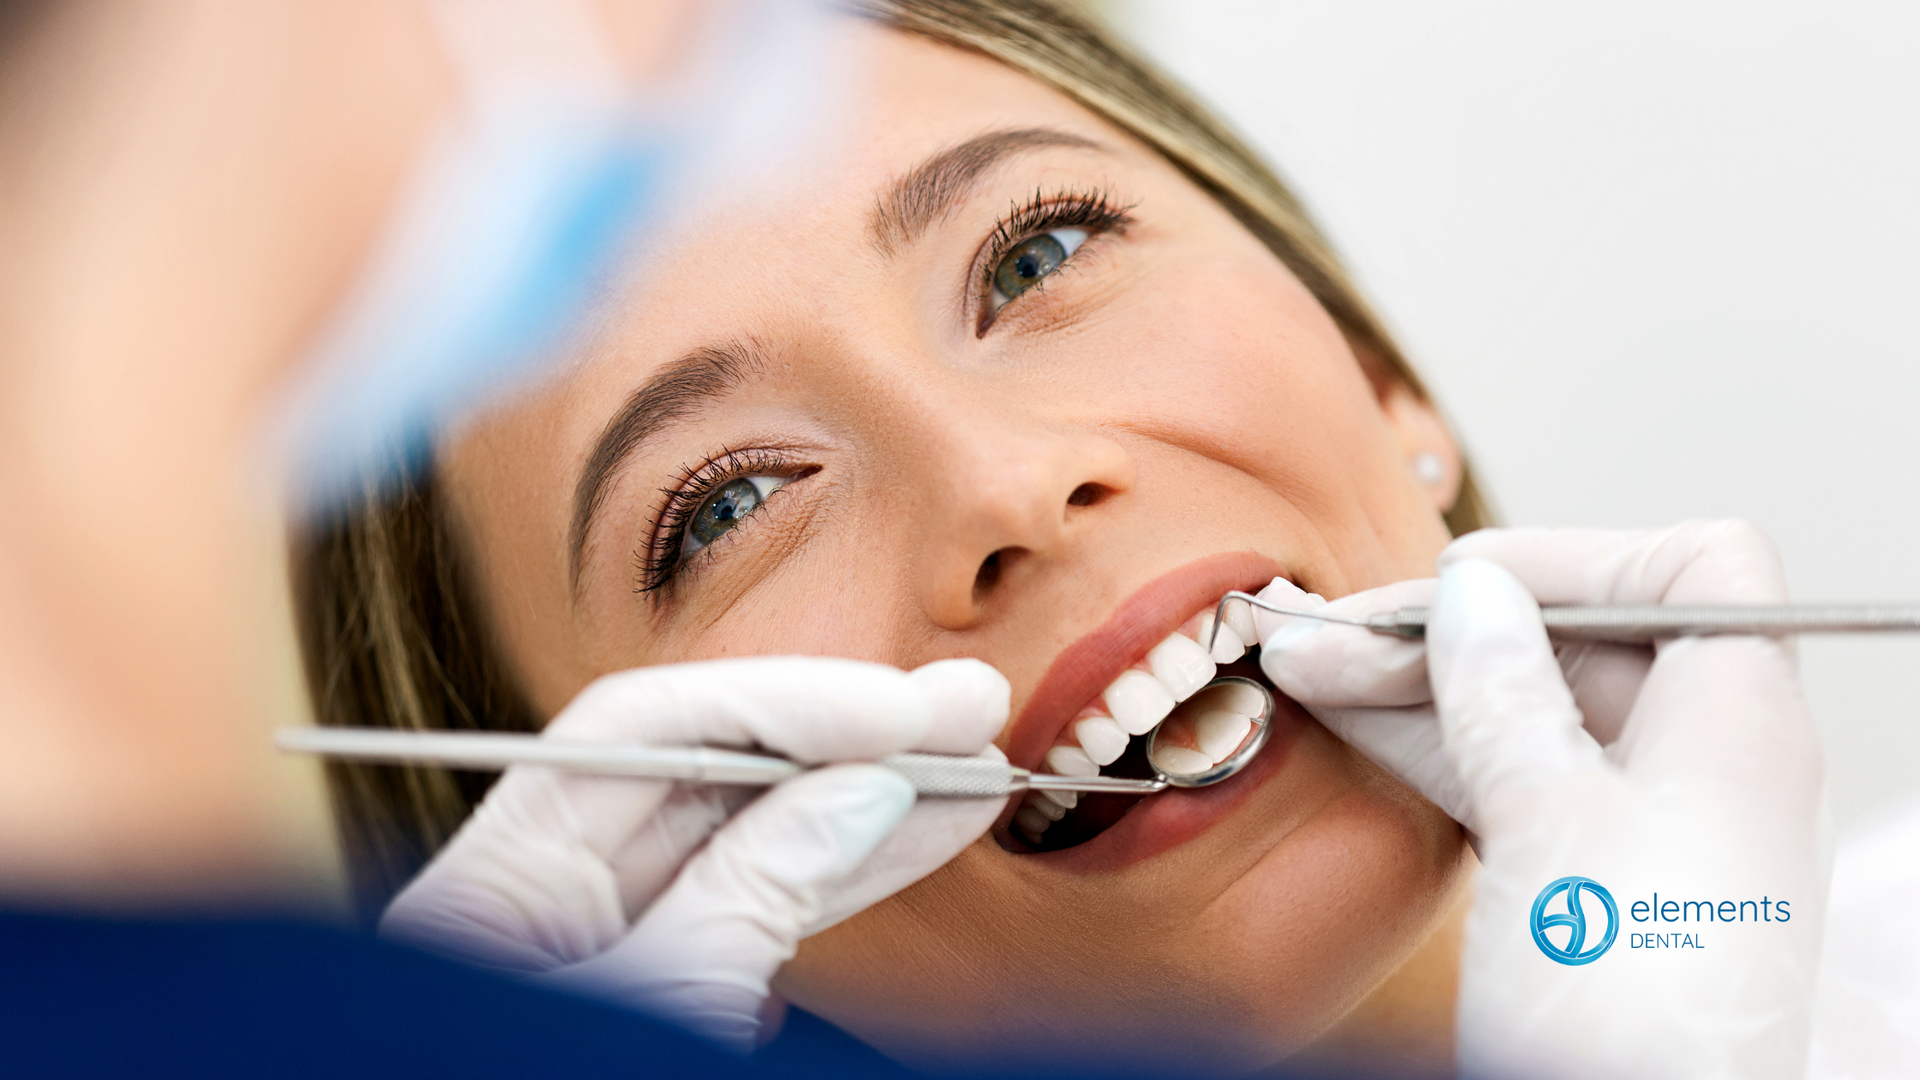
top-left (1210, 591), bottom-right (1920, 651)
top-left (275, 727), bottom-right (1171, 798)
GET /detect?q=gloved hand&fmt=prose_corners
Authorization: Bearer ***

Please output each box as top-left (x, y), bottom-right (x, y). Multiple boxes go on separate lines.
top-left (379, 656), bottom-right (1009, 1054)
top-left (1257, 522), bottom-right (1832, 1080)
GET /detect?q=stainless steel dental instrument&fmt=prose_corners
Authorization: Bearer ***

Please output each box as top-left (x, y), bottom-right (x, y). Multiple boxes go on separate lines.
top-left (1209, 591), bottom-right (1920, 651)
top-left (275, 727), bottom-right (1172, 798)
top-left (278, 676), bottom-right (1283, 797)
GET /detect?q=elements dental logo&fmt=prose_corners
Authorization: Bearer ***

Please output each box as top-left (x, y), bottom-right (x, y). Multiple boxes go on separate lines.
top-left (1530, 876), bottom-right (1619, 966)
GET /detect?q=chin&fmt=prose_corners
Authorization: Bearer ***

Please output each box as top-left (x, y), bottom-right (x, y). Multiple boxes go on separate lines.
top-left (781, 559), bottom-right (1469, 1073)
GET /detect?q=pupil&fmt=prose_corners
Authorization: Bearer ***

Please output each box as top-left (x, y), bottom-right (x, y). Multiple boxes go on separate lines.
top-left (691, 478), bottom-right (763, 547)
top-left (993, 232), bottom-right (1068, 301)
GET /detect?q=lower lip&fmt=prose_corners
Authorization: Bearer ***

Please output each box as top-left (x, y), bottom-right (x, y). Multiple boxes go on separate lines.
top-left (1031, 687), bottom-right (1311, 872)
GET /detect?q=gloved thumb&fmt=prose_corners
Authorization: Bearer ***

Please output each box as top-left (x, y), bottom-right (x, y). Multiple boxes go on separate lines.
top-left (1428, 559), bottom-right (1603, 831)
top-left (536, 764), bottom-right (914, 1052)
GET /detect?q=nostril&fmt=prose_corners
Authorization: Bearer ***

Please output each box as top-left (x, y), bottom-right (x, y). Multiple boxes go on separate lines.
top-left (974, 551), bottom-right (1004, 596)
top-left (1067, 483), bottom-right (1105, 507)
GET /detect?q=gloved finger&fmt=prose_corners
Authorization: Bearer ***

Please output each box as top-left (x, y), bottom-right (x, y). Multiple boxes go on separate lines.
top-left (1557, 639), bottom-right (1654, 750)
top-left (803, 745), bottom-right (1009, 937)
top-left (1618, 635), bottom-right (1819, 808)
top-left (1311, 703), bottom-right (1476, 830)
top-left (906, 658), bottom-right (1010, 753)
top-left (551, 656), bottom-right (1003, 763)
top-left (602, 783), bottom-right (751, 918)
top-left (1428, 559), bottom-right (1604, 830)
top-left (1439, 520), bottom-right (1789, 607)
top-left (593, 660), bottom-right (1003, 921)
top-left (1255, 577), bottom-right (1435, 707)
top-left (538, 764), bottom-right (916, 1053)
top-left (379, 762), bottom-right (650, 971)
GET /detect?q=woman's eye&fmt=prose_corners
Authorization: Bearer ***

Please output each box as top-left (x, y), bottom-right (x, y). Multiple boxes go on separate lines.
top-left (990, 228), bottom-right (1088, 309)
top-left (683, 475), bottom-right (788, 555)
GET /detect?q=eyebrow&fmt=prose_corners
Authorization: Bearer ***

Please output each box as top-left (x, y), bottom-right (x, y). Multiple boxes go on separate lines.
top-left (567, 340), bottom-right (766, 590)
top-left (868, 127), bottom-right (1105, 256)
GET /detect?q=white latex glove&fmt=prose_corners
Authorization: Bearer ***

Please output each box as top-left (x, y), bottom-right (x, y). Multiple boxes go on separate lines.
top-left (379, 656), bottom-right (1009, 1053)
top-left (1258, 522), bottom-right (1832, 1080)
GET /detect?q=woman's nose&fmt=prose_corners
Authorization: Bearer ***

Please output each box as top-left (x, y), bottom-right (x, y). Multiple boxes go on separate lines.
top-left (910, 412), bottom-right (1135, 629)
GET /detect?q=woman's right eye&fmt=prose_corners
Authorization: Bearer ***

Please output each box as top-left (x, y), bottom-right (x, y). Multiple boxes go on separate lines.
top-left (683, 475), bottom-right (787, 556)
top-left (990, 228), bottom-right (1088, 310)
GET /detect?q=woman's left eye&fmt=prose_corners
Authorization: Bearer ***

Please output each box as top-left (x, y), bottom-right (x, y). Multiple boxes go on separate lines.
top-left (683, 475), bottom-right (788, 556)
top-left (990, 228), bottom-right (1088, 310)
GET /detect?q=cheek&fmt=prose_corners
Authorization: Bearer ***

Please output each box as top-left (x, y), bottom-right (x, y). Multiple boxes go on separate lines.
top-left (1071, 251), bottom-right (1399, 489)
top-left (621, 541), bottom-right (913, 668)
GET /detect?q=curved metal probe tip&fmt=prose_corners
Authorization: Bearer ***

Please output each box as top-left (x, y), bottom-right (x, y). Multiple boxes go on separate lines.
top-left (1208, 590), bottom-right (1376, 651)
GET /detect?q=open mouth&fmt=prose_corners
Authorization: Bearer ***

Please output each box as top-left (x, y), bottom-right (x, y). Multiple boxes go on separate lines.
top-left (1001, 592), bottom-right (1270, 854)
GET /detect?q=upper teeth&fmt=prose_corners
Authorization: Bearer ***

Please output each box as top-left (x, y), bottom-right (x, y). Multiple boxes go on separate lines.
top-left (1015, 599), bottom-right (1254, 846)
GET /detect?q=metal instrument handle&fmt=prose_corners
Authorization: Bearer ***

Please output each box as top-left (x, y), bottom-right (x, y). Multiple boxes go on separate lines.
top-left (1368, 604), bottom-right (1920, 642)
top-left (276, 728), bottom-right (1170, 798)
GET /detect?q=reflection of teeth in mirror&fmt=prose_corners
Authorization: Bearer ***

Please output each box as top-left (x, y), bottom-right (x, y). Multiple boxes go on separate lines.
top-left (1147, 632), bottom-right (1216, 701)
top-left (1193, 709), bottom-right (1253, 761)
top-left (1195, 613), bottom-right (1248, 663)
top-left (1104, 670), bottom-right (1175, 735)
top-left (1198, 679), bottom-right (1268, 719)
top-left (1149, 744), bottom-right (1214, 777)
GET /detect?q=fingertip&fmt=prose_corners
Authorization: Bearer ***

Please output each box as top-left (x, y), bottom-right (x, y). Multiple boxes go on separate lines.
top-left (1257, 620), bottom-right (1323, 687)
top-left (908, 658), bottom-right (1010, 753)
top-left (1432, 558), bottom-right (1541, 640)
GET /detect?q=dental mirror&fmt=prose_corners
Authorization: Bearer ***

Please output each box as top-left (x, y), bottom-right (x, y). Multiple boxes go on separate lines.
top-left (1140, 675), bottom-right (1275, 789)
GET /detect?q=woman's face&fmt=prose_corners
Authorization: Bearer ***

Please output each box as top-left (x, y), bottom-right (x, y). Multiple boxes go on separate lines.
top-left (442, 21), bottom-right (1468, 1073)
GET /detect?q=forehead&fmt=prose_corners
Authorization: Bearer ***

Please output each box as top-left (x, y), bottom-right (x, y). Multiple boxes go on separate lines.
top-left (637, 22), bottom-right (1132, 266)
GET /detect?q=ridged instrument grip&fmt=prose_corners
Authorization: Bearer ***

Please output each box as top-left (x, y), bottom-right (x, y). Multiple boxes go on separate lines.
top-left (878, 752), bottom-right (1020, 798)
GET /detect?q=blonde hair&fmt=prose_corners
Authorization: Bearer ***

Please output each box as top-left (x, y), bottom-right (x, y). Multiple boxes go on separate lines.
top-left (296, 0), bottom-right (1490, 916)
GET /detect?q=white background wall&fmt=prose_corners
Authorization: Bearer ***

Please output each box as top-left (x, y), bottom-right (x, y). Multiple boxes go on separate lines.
top-left (1113, 1), bottom-right (1920, 829)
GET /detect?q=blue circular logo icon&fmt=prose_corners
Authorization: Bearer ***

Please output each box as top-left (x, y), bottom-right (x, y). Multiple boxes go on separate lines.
top-left (1530, 876), bottom-right (1618, 965)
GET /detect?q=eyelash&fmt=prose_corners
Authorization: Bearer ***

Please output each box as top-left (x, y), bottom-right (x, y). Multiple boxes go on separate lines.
top-left (636, 447), bottom-right (805, 595)
top-left (977, 187), bottom-right (1135, 324)
top-left (630, 192), bottom-right (1131, 597)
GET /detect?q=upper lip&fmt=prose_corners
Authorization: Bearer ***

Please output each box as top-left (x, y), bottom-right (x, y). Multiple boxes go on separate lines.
top-left (1004, 551), bottom-right (1282, 772)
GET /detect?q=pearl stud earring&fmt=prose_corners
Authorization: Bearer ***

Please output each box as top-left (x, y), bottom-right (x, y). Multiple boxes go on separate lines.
top-left (1413, 452), bottom-right (1445, 487)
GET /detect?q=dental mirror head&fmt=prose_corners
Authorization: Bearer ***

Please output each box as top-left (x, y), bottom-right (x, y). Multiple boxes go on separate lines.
top-left (1143, 676), bottom-right (1275, 788)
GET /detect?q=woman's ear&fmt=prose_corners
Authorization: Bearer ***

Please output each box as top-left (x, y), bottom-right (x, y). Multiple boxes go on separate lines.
top-left (1377, 380), bottom-right (1462, 513)
top-left (1348, 337), bottom-right (1463, 514)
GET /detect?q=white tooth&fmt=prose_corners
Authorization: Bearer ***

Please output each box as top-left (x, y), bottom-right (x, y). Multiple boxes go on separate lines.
top-left (1073, 715), bottom-right (1131, 765)
top-left (1222, 598), bottom-right (1259, 649)
top-left (1025, 791), bottom-right (1066, 821)
top-left (1193, 709), bottom-right (1254, 762)
top-left (1148, 631), bottom-right (1216, 701)
top-left (1015, 806), bottom-right (1053, 837)
top-left (1149, 744), bottom-right (1214, 777)
top-left (1039, 788), bottom-right (1078, 811)
top-left (1103, 671), bottom-right (1175, 736)
top-left (1197, 613), bottom-right (1248, 663)
top-left (1044, 745), bottom-right (1100, 777)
